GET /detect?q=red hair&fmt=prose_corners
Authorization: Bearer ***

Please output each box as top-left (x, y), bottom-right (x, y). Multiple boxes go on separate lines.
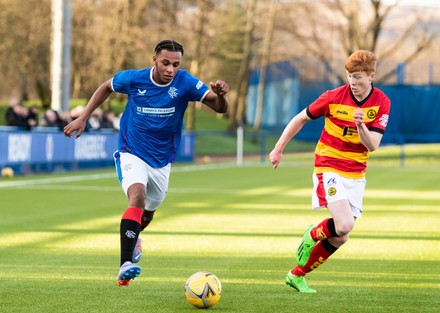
top-left (345, 50), bottom-right (376, 74)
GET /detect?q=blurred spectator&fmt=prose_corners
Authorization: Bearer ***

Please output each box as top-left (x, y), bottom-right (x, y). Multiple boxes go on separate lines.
top-left (88, 107), bottom-right (103, 131)
top-left (5, 98), bottom-right (35, 130)
top-left (113, 113), bottom-right (121, 131)
top-left (41, 109), bottom-right (66, 130)
top-left (27, 104), bottom-right (39, 127)
top-left (101, 110), bottom-right (119, 131)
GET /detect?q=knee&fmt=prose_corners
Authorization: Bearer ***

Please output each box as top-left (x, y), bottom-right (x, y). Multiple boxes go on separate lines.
top-left (335, 220), bottom-right (355, 237)
top-left (127, 185), bottom-right (146, 208)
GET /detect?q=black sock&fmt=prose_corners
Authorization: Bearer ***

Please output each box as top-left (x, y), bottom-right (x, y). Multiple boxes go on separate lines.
top-left (321, 239), bottom-right (338, 254)
top-left (327, 218), bottom-right (338, 237)
top-left (120, 219), bottom-right (141, 266)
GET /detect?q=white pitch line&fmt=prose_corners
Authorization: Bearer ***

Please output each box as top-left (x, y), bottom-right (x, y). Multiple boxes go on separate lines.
top-left (0, 173), bottom-right (116, 188)
top-left (0, 163), bottom-right (238, 189)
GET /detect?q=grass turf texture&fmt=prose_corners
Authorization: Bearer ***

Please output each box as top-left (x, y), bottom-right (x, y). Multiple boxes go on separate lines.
top-left (0, 164), bottom-right (439, 312)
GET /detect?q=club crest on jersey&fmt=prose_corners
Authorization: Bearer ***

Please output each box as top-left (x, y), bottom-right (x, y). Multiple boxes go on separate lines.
top-left (367, 109), bottom-right (376, 119)
top-left (168, 87), bottom-right (178, 98)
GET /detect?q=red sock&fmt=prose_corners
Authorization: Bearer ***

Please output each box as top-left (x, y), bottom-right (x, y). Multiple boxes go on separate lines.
top-left (121, 207), bottom-right (143, 223)
top-left (310, 218), bottom-right (337, 241)
top-left (292, 240), bottom-right (337, 276)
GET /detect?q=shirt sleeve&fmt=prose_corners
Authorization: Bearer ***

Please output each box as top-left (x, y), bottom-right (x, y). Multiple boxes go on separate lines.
top-left (184, 71), bottom-right (210, 102)
top-left (369, 93), bottom-right (391, 133)
top-left (307, 90), bottom-right (331, 119)
top-left (111, 70), bottom-right (135, 94)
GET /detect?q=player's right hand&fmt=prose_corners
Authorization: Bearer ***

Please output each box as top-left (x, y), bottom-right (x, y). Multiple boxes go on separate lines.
top-left (63, 118), bottom-right (86, 139)
top-left (269, 149), bottom-right (282, 169)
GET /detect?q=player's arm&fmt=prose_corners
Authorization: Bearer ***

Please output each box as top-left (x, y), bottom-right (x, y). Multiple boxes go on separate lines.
top-left (269, 109), bottom-right (312, 169)
top-left (202, 80), bottom-right (229, 113)
top-left (353, 108), bottom-right (383, 151)
top-left (64, 79), bottom-right (113, 138)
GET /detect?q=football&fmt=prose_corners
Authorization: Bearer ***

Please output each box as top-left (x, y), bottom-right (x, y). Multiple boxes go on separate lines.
top-left (1, 167), bottom-right (14, 178)
top-left (184, 271), bottom-right (222, 309)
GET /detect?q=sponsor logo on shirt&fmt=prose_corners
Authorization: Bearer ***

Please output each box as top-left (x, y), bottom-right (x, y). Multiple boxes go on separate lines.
top-left (343, 126), bottom-right (356, 136)
top-left (137, 89), bottom-right (147, 95)
top-left (196, 80), bottom-right (203, 90)
top-left (379, 114), bottom-right (389, 127)
top-left (136, 106), bottom-right (176, 117)
top-left (336, 110), bottom-right (348, 115)
top-left (327, 178), bottom-right (337, 186)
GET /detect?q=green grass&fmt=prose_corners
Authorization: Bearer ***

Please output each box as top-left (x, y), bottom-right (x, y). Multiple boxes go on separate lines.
top-left (0, 163), bottom-right (439, 312)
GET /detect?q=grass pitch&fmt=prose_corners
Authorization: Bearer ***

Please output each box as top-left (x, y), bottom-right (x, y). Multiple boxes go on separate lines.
top-left (0, 161), bottom-right (439, 313)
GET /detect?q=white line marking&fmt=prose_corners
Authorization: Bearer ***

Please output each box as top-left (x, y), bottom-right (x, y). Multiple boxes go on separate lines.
top-left (0, 163), bottom-right (238, 189)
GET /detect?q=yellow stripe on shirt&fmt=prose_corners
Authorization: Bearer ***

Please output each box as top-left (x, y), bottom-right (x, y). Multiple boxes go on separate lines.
top-left (315, 141), bottom-right (369, 163)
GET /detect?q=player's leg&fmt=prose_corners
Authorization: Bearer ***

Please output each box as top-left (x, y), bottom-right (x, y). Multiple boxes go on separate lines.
top-left (296, 217), bottom-right (339, 266)
top-left (326, 175), bottom-right (364, 247)
top-left (129, 163), bottom-right (171, 269)
top-left (293, 200), bottom-right (352, 272)
top-left (143, 162), bottom-right (170, 225)
top-left (287, 238), bottom-right (337, 293)
top-left (114, 152), bottom-right (149, 286)
top-left (326, 199), bottom-right (355, 248)
top-left (132, 209), bottom-right (155, 264)
top-left (141, 210), bottom-right (155, 230)
top-left (296, 173), bottom-right (341, 266)
top-left (288, 200), bottom-right (352, 292)
top-left (117, 183), bottom-right (145, 286)
top-left (124, 183), bottom-right (148, 264)
top-left (290, 173), bottom-right (358, 292)
top-left (288, 175), bottom-right (364, 292)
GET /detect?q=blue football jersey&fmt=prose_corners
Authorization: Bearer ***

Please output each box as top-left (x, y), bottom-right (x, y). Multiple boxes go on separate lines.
top-left (112, 68), bottom-right (210, 168)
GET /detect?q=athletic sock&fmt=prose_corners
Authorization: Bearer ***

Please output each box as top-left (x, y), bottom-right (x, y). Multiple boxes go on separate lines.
top-left (120, 207), bottom-right (143, 266)
top-left (310, 218), bottom-right (338, 241)
top-left (292, 239), bottom-right (338, 276)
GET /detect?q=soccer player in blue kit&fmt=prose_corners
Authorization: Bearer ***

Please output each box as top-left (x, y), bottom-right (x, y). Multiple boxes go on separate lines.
top-left (64, 40), bottom-right (229, 286)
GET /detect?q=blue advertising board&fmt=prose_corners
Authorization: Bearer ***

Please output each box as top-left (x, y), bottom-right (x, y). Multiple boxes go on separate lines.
top-left (0, 128), bottom-right (195, 174)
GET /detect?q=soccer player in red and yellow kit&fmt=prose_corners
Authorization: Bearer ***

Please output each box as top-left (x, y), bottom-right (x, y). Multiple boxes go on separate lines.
top-left (269, 50), bottom-right (390, 293)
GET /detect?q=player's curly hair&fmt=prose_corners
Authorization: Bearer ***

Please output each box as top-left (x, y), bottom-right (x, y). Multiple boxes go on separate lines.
top-left (154, 40), bottom-right (184, 56)
top-left (345, 50), bottom-right (376, 74)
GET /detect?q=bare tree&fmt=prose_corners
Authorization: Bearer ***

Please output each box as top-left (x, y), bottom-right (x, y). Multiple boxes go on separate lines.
top-left (0, 0), bottom-right (51, 105)
top-left (186, 0), bottom-right (210, 131)
top-left (1, 0), bottom-right (439, 115)
top-left (253, 0), bottom-right (277, 131)
top-left (277, 0), bottom-right (438, 84)
top-left (228, 0), bottom-right (257, 130)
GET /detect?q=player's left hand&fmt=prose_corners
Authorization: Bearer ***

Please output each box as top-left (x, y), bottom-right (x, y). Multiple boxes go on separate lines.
top-left (210, 80), bottom-right (229, 96)
top-left (353, 108), bottom-right (364, 126)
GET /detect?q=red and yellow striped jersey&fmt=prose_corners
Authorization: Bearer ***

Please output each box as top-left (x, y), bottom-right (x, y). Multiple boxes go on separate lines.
top-left (307, 84), bottom-right (390, 178)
